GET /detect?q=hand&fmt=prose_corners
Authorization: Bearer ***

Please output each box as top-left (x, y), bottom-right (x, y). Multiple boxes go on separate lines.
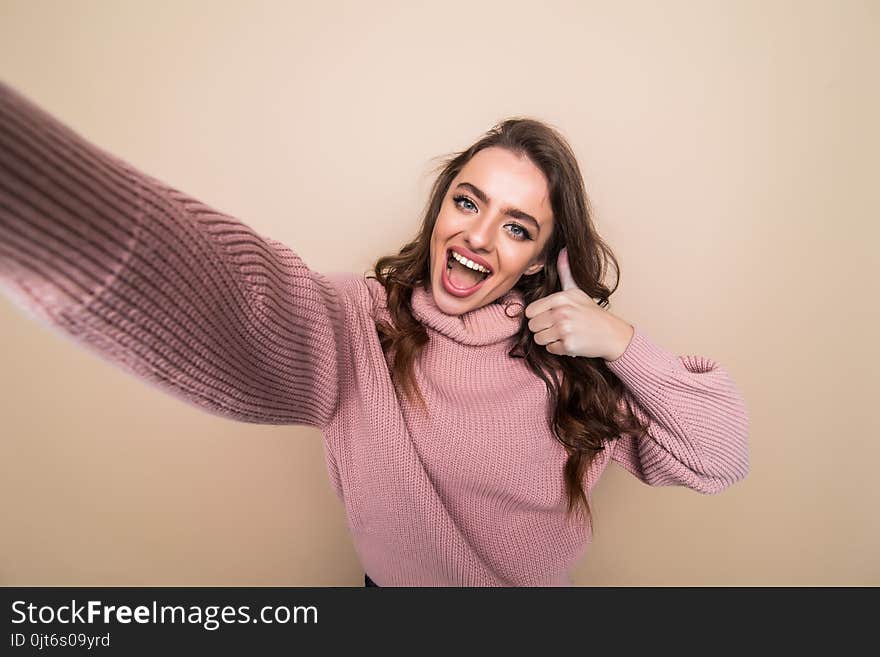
top-left (523, 247), bottom-right (634, 361)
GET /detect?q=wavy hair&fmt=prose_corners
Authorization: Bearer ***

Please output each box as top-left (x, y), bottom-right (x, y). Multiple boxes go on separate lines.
top-left (368, 118), bottom-right (650, 527)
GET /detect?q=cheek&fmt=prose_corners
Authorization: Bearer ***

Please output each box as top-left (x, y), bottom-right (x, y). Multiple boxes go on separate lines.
top-left (497, 251), bottom-right (534, 278)
top-left (432, 214), bottom-right (461, 249)
top-left (430, 215), bottom-right (451, 256)
top-left (434, 209), bottom-right (454, 233)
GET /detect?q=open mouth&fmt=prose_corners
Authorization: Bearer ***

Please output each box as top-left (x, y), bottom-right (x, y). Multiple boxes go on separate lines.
top-left (443, 248), bottom-right (491, 295)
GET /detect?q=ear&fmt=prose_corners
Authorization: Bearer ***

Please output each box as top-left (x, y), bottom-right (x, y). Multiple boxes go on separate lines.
top-left (523, 259), bottom-right (545, 276)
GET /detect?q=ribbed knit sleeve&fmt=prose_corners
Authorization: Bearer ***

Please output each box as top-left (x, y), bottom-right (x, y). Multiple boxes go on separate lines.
top-left (604, 325), bottom-right (750, 494)
top-left (0, 81), bottom-right (349, 428)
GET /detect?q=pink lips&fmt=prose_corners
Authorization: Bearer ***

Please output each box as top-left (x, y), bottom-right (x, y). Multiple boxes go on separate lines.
top-left (441, 248), bottom-right (491, 298)
top-left (448, 246), bottom-right (493, 274)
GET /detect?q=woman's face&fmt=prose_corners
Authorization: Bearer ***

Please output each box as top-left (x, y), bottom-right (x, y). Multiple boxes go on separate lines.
top-left (429, 146), bottom-right (554, 315)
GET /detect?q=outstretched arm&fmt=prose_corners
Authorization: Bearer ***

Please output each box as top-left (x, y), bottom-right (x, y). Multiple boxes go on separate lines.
top-left (604, 326), bottom-right (751, 494)
top-left (0, 81), bottom-right (353, 430)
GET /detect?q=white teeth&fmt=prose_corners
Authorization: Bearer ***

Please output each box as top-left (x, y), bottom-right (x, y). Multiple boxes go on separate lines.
top-left (450, 250), bottom-right (491, 275)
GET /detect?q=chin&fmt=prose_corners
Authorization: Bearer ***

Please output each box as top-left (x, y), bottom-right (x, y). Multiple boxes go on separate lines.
top-left (431, 276), bottom-right (494, 315)
top-left (431, 281), bottom-right (468, 314)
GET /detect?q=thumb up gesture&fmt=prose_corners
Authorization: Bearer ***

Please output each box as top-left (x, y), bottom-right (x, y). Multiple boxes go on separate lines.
top-left (523, 247), bottom-right (634, 361)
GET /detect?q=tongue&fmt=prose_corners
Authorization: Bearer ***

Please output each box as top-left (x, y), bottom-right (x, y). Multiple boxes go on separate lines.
top-left (449, 259), bottom-right (485, 289)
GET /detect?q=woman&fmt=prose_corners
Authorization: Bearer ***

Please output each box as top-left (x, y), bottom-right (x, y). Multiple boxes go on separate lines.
top-left (0, 81), bottom-right (750, 587)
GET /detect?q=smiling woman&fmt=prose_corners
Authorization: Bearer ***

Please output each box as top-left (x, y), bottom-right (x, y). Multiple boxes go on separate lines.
top-left (0, 81), bottom-right (749, 586)
top-left (369, 116), bottom-right (749, 523)
top-left (430, 147), bottom-right (552, 314)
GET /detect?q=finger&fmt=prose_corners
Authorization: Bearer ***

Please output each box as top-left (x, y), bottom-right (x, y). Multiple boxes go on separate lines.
top-left (557, 247), bottom-right (576, 292)
top-left (545, 339), bottom-right (567, 355)
top-left (524, 294), bottom-right (560, 319)
top-left (527, 313), bottom-right (555, 334)
top-left (533, 326), bottom-right (558, 346)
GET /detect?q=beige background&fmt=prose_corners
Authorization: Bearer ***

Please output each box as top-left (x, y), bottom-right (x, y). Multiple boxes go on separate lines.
top-left (0, 0), bottom-right (876, 586)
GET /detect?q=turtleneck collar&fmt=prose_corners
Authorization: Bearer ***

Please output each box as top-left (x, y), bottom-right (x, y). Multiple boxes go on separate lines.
top-left (410, 282), bottom-right (526, 346)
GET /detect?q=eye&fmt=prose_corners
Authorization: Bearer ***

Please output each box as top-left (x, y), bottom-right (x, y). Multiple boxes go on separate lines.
top-left (505, 223), bottom-right (533, 241)
top-left (452, 194), bottom-right (534, 241)
top-left (452, 194), bottom-right (476, 212)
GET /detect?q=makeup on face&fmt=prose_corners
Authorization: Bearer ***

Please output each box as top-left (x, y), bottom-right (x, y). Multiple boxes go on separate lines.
top-left (429, 147), bottom-right (553, 313)
top-left (443, 246), bottom-right (492, 297)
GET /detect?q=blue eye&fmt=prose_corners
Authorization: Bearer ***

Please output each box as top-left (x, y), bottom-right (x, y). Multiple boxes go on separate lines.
top-left (506, 223), bottom-right (532, 240)
top-left (452, 194), bottom-right (476, 212)
top-left (451, 195), bottom-right (533, 241)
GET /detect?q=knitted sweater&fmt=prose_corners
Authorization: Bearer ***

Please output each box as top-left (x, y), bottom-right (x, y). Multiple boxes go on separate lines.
top-left (0, 81), bottom-right (750, 586)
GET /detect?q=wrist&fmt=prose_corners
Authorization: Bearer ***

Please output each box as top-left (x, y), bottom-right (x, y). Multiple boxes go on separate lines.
top-left (605, 317), bottom-right (634, 362)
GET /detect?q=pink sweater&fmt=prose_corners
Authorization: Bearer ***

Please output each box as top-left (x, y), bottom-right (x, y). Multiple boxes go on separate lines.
top-left (0, 82), bottom-right (750, 586)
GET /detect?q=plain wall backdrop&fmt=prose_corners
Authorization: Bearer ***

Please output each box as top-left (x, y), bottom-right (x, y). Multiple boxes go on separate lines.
top-left (0, 0), bottom-right (876, 585)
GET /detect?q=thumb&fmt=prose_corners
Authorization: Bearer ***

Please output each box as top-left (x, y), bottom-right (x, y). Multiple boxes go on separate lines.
top-left (557, 247), bottom-right (577, 291)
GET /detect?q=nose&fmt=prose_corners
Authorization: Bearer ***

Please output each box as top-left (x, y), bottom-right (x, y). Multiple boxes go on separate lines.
top-left (463, 214), bottom-right (495, 252)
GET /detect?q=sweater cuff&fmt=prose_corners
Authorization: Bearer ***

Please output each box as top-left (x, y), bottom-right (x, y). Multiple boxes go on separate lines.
top-left (603, 325), bottom-right (677, 387)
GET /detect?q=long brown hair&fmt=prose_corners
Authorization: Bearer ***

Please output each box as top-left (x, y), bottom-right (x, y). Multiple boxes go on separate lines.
top-left (368, 118), bottom-right (650, 527)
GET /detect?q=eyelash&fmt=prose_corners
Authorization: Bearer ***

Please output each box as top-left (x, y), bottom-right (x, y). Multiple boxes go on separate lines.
top-left (451, 195), bottom-right (534, 241)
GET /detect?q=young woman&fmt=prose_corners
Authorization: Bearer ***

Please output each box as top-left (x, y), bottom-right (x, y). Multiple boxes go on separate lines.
top-left (0, 81), bottom-right (750, 587)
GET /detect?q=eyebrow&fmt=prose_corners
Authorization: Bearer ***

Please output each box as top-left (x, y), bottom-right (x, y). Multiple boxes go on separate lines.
top-left (454, 182), bottom-right (541, 232)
